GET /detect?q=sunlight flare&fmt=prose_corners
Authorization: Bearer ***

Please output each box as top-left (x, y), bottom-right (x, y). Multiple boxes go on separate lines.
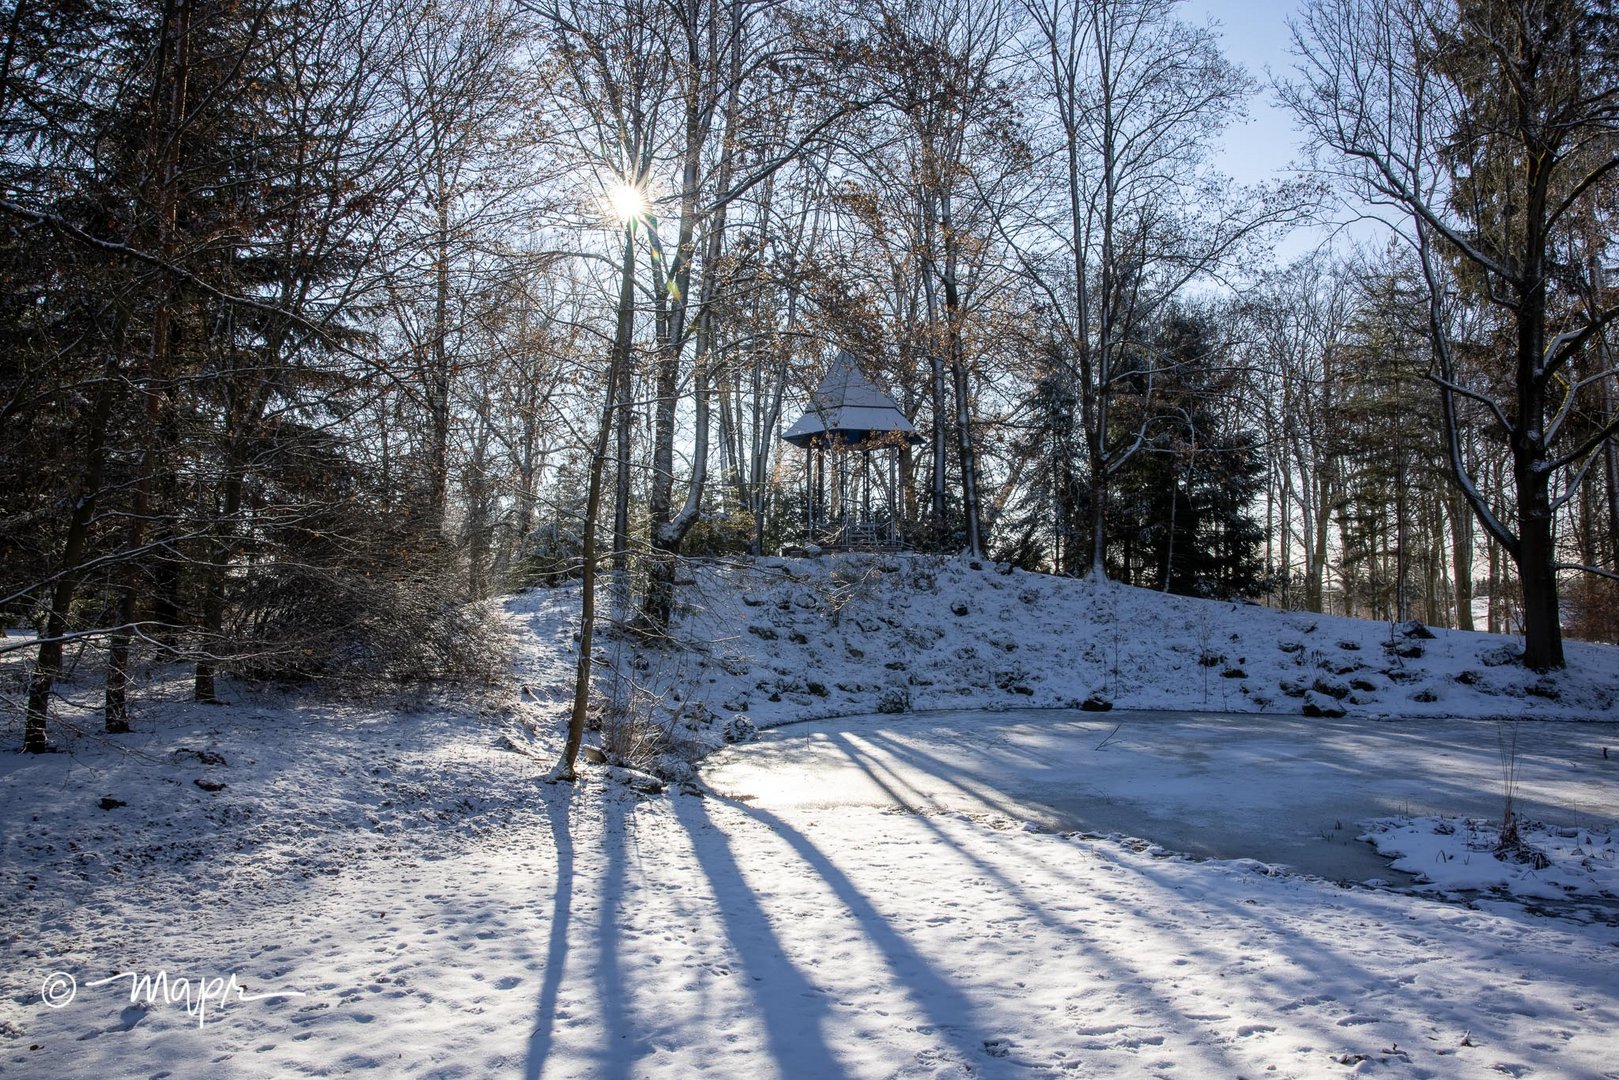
top-left (606, 182), bottom-right (647, 224)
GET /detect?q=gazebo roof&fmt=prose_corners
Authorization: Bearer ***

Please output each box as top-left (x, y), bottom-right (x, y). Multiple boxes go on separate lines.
top-left (782, 351), bottom-right (923, 449)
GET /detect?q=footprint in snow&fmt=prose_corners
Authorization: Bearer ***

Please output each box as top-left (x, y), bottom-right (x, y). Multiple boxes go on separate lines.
top-left (1279, 994), bottom-right (1334, 1011)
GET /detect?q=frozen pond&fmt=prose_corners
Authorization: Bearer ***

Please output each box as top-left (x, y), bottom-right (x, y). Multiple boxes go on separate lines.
top-left (702, 709), bottom-right (1619, 885)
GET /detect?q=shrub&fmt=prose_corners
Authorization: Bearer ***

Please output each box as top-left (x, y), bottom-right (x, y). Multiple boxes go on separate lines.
top-left (1566, 574), bottom-right (1619, 645)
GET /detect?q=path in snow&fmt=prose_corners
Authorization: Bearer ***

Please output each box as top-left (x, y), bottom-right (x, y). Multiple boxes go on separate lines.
top-left (701, 710), bottom-right (1619, 887)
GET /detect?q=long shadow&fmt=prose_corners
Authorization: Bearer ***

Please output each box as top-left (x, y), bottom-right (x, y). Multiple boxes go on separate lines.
top-left (592, 795), bottom-right (635, 1080)
top-left (863, 716), bottom-right (1619, 865)
top-left (1117, 847), bottom-right (1619, 1066)
top-left (828, 731), bottom-right (1081, 919)
top-left (525, 785), bottom-right (576, 1080)
top-left (852, 728), bottom-right (1042, 823)
top-left (824, 730), bottom-right (1152, 944)
top-left (1122, 852), bottom-right (1427, 1022)
top-left (705, 794), bottom-right (1009, 1074)
top-left (671, 795), bottom-right (849, 1078)
top-left (819, 729), bottom-right (1377, 1072)
top-left (847, 727), bottom-right (1396, 983)
top-left (736, 713), bottom-right (1619, 1072)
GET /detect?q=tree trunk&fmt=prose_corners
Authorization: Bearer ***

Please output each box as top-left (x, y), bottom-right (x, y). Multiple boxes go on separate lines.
top-left (642, 351), bottom-right (711, 630)
top-left (1394, 440), bottom-right (1409, 622)
top-left (23, 350), bottom-right (120, 752)
top-left (638, 0), bottom-right (749, 629)
top-left (1516, 466), bottom-right (1563, 670)
top-left (1512, 188), bottom-right (1564, 670)
top-left (1487, 523), bottom-right (1501, 634)
top-left (1450, 488), bottom-right (1475, 631)
top-left (193, 461), bottom-right (244, 705)
top-left (1162, 464), bottom-right (1178, 592)
top-left (927, 354), bottom-right (948, 541)
top-left (196, 312), bottom-right (275, 703)
top-left (1087, 430), bottom-right (1107, 580)
top-left (108, 0), bottom-right (193, 732)
top-left (947, 355), bottom-right (982, 557)
top-left (1307, 465), bottom-right (1331, 613)
top-left (426, 189), bottom-right (453, 536)
top-left (555, 227), bottom-right (635, 781)
top-left (938, 188), bottom-right (982, 558)
top-left (612, 334), bottom-right (632, 574)
top-left (1602, 352), bottom-right (1619, 571)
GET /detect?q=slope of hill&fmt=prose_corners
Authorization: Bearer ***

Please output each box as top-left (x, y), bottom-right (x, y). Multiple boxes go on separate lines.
top-left (564, 553), bottom-right (1618, 772)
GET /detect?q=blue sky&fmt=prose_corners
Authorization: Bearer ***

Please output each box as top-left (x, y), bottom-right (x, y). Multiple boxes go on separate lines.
top-left (1183, 0), bottom-right (1305, 189)
top-left (1184, 0), bottom-right (1397, 262)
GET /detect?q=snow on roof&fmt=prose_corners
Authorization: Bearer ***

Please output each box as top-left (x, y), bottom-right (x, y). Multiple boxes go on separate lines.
top-left (782, 351), bottom-right (923, 448)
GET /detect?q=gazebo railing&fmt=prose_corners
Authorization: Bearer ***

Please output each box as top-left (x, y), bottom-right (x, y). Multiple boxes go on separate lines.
top-left (804, 520), bottom-right (905, 551)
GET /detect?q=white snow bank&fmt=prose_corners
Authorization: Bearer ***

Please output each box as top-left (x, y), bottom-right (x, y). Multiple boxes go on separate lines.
top-left (1362, 815), bottom-right (1619, 906)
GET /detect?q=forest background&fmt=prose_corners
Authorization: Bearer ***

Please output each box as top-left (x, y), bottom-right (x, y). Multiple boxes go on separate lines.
top-left (4, 0), bottom-right (1618, 753)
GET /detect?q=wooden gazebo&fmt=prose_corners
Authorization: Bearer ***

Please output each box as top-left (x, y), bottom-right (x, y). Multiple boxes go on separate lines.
top-left (782, 351), bottom-right (922, 548)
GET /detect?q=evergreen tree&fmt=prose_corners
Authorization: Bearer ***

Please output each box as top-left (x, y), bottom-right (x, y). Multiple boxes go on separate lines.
top-left (1106, 312), bottom-right (1268, 597)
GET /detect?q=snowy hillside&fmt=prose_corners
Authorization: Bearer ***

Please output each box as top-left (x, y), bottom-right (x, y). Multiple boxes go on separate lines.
top-left (588, 553), bottom-right (1619, 764)
top-left (3, 554), bottom-right (1617, 1079)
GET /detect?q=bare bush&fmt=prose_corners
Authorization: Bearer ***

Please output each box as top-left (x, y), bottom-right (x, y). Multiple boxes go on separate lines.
top-left (1566, 574), bottom-right (1619, 645)
top-left (231, 561), bottom-right (508, 684)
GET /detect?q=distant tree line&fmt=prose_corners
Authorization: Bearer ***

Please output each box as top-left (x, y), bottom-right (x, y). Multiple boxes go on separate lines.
top-left (4, 0), bottom-right (1615, 751)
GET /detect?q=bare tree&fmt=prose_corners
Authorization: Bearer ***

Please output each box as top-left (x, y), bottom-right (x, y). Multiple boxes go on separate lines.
top-left (386, 0), bottom-right (537, 538)
top-left (853, 0), bottom-right (1026, 557)
top-left (1018, 0), bottom-right (1298, 579)
top-left (1245, 254), bottom-right (1356, 613)
top-left (636, 0), bottom-right (857, 628)
top-left (1284, 0), bottom-right (1619, 669)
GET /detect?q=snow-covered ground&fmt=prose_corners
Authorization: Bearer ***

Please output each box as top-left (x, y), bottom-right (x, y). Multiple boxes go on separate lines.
top-left (3, 554), bottom-right (1618, 1078)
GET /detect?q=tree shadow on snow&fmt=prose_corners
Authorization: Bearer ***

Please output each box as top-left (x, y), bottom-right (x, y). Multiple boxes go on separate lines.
top-left (526, 787), bottom-right (657, 1080)
top-left (671, 794), bottom-right (851, 1076)
top-left (818, 723), bottom-right (1511, 1071)
top-left (525, 784), bottom-right (576, 1080)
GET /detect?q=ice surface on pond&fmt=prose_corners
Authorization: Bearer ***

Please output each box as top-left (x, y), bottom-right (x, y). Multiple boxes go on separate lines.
top-left (704, 708), bottom-right (1619, 888)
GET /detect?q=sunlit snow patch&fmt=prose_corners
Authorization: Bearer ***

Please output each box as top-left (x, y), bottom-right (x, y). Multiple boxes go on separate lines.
top-left (1360, 815), bottom-right (1619, 904)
